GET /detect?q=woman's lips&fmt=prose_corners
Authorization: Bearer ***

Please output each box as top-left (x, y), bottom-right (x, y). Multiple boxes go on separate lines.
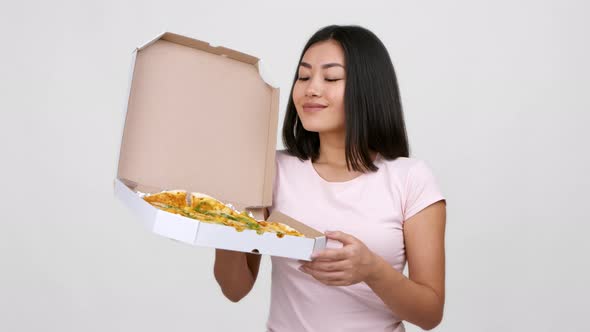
top-left (302, 103), bottom-right (327, 112)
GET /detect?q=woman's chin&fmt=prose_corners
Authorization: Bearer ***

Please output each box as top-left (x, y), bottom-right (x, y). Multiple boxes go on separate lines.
top-left (301, 125), bottom-right (320, 133)
top-left (300, 122), bottom-right (326, 133)
top-left (301, 124), bottom-right (343, 134)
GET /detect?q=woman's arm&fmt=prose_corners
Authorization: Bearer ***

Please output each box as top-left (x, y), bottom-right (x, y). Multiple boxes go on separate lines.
top-left (212, 208), bottom-right (267, 302)
top-left (366, 201), bottom-right (446, 330)
top-left (213, 249), bottom-right (261, 302)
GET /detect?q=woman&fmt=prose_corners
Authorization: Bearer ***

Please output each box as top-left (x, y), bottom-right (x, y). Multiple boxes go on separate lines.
top-left (214, 25), bottom-right (446, 332)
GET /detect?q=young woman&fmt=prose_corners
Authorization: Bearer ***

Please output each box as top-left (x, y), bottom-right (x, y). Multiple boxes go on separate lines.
top-left (214, 25), bottom-right (446, 332)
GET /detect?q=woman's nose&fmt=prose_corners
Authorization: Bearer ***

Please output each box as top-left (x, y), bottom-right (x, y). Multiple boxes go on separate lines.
top-left (305, 77), bottom-right (322, 97)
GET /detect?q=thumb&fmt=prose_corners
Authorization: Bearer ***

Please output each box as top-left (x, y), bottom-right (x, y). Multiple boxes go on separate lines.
top-left (325, 230), bottom-right (356, 245)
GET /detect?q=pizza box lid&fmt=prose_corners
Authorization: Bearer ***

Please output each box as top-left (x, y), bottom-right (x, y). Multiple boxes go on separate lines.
top-left (115, 32), bottom-right (279, 211)
top-left (113, 32), bottom-right (327, 259)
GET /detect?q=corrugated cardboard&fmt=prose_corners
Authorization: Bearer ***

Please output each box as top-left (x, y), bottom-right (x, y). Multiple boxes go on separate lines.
top-left (114, 32), bottom-right (326, 261)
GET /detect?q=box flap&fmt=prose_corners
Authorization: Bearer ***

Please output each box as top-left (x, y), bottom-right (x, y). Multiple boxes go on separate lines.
top-left (268, 210), bottom-right (324, 238)
top-left (117, 32), bottom-right (278, 209)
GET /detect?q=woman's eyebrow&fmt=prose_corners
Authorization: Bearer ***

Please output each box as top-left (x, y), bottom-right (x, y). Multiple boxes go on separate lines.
top-left (300, 62), bottom-right (344, 69)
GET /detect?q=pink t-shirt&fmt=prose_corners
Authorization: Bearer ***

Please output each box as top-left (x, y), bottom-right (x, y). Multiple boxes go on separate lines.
top-left (266, 150), bottom-right (445, 332)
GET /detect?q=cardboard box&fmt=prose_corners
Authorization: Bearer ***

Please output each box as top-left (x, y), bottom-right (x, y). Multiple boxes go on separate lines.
top-left (114, 32), bottom-right (326, 261)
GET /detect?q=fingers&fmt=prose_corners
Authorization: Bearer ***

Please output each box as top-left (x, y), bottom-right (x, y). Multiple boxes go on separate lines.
top-left (296, 230), bottom-right (366, 287)
top-left (299, 265), bottom-right (347, 283)
top-left (311, 248), bottom-right (349, 261)
top-left (324, 231), bottom-right (356, 245)
top-left (302, 259), bottom-right (351, 273)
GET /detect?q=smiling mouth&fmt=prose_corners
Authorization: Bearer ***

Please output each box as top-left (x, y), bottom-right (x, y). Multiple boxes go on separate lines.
top-left (302, 104), bottom-right (327, 112)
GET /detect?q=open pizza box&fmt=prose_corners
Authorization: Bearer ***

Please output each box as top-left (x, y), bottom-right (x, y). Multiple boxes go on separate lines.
top-left (113, 32), bottom-right (326, 261)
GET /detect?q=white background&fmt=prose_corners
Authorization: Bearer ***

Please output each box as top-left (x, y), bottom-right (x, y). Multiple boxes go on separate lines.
top-left (1, 0), bottom-right (589, 331)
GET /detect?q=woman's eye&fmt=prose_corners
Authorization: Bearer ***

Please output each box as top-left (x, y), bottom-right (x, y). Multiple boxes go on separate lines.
top-left (297, 77), bottom-right (342, 82)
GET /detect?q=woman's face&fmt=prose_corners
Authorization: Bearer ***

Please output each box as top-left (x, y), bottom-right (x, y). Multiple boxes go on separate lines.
top-left (292, 40), bottom-right (346, 134)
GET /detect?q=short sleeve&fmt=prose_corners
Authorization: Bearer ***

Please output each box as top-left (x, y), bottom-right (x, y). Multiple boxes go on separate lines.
top-left (268, 153), bottom-right (281, 215)
top-left (403, 160), bottom-right (446, 222)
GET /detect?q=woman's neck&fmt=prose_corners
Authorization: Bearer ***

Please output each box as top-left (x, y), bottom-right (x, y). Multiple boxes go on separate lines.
top-left (316, 130), bottom-right (378, 169)
top-left (316, 131), bottom-right (347, 167)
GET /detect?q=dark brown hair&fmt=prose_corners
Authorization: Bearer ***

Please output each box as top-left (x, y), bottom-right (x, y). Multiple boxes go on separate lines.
top-left (282, 25), bottom-right (410, 172)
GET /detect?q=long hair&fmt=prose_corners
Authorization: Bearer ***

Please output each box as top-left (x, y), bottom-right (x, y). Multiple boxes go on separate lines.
top-left (282, 25), bottom-right (410, 172)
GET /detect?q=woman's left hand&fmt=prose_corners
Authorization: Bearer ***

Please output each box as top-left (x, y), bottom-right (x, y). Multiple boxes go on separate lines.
top-left (299, 231), bottom-right (379, 286)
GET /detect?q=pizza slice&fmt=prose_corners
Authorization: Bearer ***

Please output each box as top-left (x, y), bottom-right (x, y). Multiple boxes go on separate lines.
top-left (143, 190), bottom-right (189, 216)
top-left (142, 190), bottom-right (304, 238)
top-left (258, 221), bottom-right (304, 238)
top-left (143, 190), bottom-right (187, 208)
top-left (191, 192), bottom-right (264, 233)
top-left (189, 193), bottom-right (304, 237)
